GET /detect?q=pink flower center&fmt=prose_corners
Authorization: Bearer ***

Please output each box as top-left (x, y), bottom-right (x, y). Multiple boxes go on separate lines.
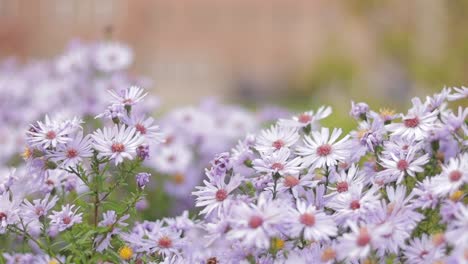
top-left (46, 131), bottom-right (56, 140)
top-left (135, 124), bottom-right (147, 134)
top-left (158, 236), bottom-right (173, 248)
top-left (123, 98), bottom-right (133, 105)
top-left (419, 250), bottom-right (429, 259)
top-left (284, 175), bottom-right (300, 188)
top-left (272, 140), bottom-right (285, 150)
top-left (248, 216), bottom-right (263, 229)
top-left (397, 160), bottom-right (409, 171)
top-left (111, 143), bottom-right (125, 153)
top-left (66, 148), bottom-right (78, 158)
top-left (449, 170), bottom-right (462, 182)
top-left (299, 213), bottom-right (316, 226)
top-left (0, 212), bottom-right (7, 221)
top-left (316, 144), bottom-right (332, 156)
top-left (404, 117), bottom-right (419, 128)
top-left (271, 162), bottom-right (284, 171)
top-left (35, 207), bottom-right (45, 216)
top-left (167, 155), bottom-right (176, 163)
top-left (350, 200), bottom-right (361, 210)
top-left (215, 189), bottom-right (228, 201)
top-left (336, 181), bottom-right (348, 193)
top-left (298, 114), bottom-right (312, 124)
top-left (356, 228), bottom-right (371, 247)
top-left (62, 216), bottom-right (71, 225)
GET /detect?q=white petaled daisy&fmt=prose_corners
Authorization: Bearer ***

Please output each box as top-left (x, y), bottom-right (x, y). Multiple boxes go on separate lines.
top-left (328, 164), bottom-right (366, 196)
top-left (403, 235), bottom-right (444, 264)
top-left (276, 173), bottom-right (317, 197)
top-left (122, 115), bottom-right (164, 143)
top-left (289, 200), bottom-right (337, 241)
top-left (445, 203), bottom-right (468, 246)
top-left (228, 195), bottom-right (285, 249)
top-left (192, 173), bottom-right (243, 217)
top-left (21, 194), bottom-right (59, 222)
top-left (386, 97), bottom-right (439, 141)
top-left (337, 223), bottom-right (386, 262)
top-left (431, 154), bottom-right (467, 196)
top-left (377, 149), bottom-right (429, 184)
top-left (296, 127), bottom-right (350, 170)
top-left (252, 148), bottom-right (302, 176)
top-left (255, 125), bottom-right (299, 154)
top-left (93, 42), bottom-right (133, 72)
top-left (279, 106), bottom-right (332, 128)
top-left (48, 130), bottom-right (93, 168)
top-left (27, 115), bottom-right (72, 149)
top-left (447, 86), bottom-right (468, 101)
top-left (108, 86), bottom-right (148, 107)
top-left (132, 227), bottom-right (183, 257)
top-left (48, 204), bottom-right (83, 232)
top-left (92, 125), bottom-right (144, 165)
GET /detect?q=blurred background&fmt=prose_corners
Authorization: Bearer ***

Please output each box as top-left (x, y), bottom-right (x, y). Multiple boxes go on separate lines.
top-left (1, 0), bottom-right (467, 112)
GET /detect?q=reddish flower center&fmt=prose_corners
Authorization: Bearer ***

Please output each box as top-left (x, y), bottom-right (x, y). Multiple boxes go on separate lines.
top-left (46, 131), bottom-right (56, 140)
top-left (248, 215), bottom-right (263, 229)
top-left (298, 114), bottom-right (312, 124)
top-left (0, 212), bottom-right (7, 221)
top-left (111, 143), bottom-right (125, 153)
top-left (215, 189), bottom-right (228, 202)
top-left (271, 162), bottom-right (284, 171)
top-left (397, 160), bottom-right (409, 171)
top-left (419, 250), bottom-right (429, 259)
top-left (46, 179), bottom-right (55, 186)
top-left (284, 175), bottom-right (300, 187)
top-left (299, 213), bottom-right (316, 226)
top-left (449, 170), bottom-right (462, 182)
top-left (316, 144), bottom-right (332, 156)
top-left (66, 148), bottom-right (78, 158)
top-left (62, 216), bottom-right (71, 225)
top-left (336, 181), bottom-right (349, 193)
top-left (135, 124), bottom-right (147, 134)
top-left (167, 155), bottom-right (176, 163)
top-left (158, 236), bottom-right (173, 248)
top-left (356, 228), bottom-right (371, 247)
top-left (122, 98), bottom-right (133, 105)
top-left (404, 117), bottom-right (419, 128)
top-left (350, 200), bottom-right (361, 210)
top-left (272, 140), bottom-right (285, 150)
top-left (35, 207), bottom-right (45, 216)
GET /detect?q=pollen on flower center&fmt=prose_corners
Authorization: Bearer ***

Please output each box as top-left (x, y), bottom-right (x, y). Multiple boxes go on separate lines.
top-left (316, 144), bottom-right (332, 156)
top-left (118, 245), bottom-right (133, 260)
top-left (271, 162), bottom-right (284, 171)
top-left (158, 236), bottom-right (173, 248)
top-left (356, 228), bottom-right (371, 246)
top-left (321, 247), bottom-right (336, 261)
top-left (397, 160), bottom-right (409, 171)
top-left (298, 113), bottom-right (312, 123)
top-left (0, 212), bottom-right (7, 221)
top-left (135, 123), bottom-right (147, 134)
top-left (66, 148), bottom-right (78, 158)
top-left (248, 215), bottom-right (263, 229)
top-left (350, 200), bottom-right (361, 210)
top-left (173, 173), bottom-right (185, 184)
top-left (299, 213), bottom-right (316, 226)
top-left (284, 175), bottom-right (300, 187)
top-left (215, 189), bottom-right (228, 201)
top-left (111, 143), bottom-right (125, 153)
top-left (449, 170), bottom-right (462, 182)
top-left (46, 131), bottom-right (56, 140)
top-left (404, 117), bottom-right (419, 128)
top-left (272, 140), bottom-right (285, 150)
top-left (62, 216), bottom-right (71, 225)
top-left (336, 181), bottom-right (349, 193)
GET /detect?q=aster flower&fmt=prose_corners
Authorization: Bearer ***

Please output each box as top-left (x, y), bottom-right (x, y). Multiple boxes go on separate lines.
top-left (386, 97), bottom-right (439, 140)
top-left (228, 195), bottom-right (286, 249)
top-left (92, 125), bottom-right (144, 165)
top-left (0, 168), bottom-right (16, 195)
top-left (255, 125), bottom-right (299, 154)
top-left (107, 86), bottom-right (148, 107)
top-left (403, 235), bottom-right (444, 264)
top-left (349, 101), bottom-right (369, 120)
top-left (279, 106), bottom-right (332, 129)
top-left (288, 200), bottom-right (337, 241)
top-left (192, 173), bottom-right (242, 217)
top-left (0, 195), bottom-right (20, 233)
top-left (94, 210), bottom-right (129, 252)
top-left (131, 226), bottom-right (183, 257)
top-left (93, 42), bottom-right (133, 72)
top-left (48, 130), bottom-right (93, 168)
top-left (21, 194), bottom-right (58, 222)
top-left (27, 115), bottom-right (73, 149)
top-left (296, 127), bottom-right (350, 169)
top-left (49, 204), bottom-right (82, 232)
top-left (336, 223), bottom-right (387, 262)
top-left (153, 144), bottom-right (192, 174)
top-left (377, 149), bottom-right (429, 184)
top-left (431, 154), bottom-right (467, 196)
top-left (252, 148), bottom-right (302, 176)
top-left (445, 203), bottom-right (468, 246)
top-left (327, 164), bottom-right (366, 196)
top-left (447, 86), bottom-right (468, 101)
top-left (275, 173), bottom-right (317, 197)
top-left (122, 115), bottom-right (164, 143)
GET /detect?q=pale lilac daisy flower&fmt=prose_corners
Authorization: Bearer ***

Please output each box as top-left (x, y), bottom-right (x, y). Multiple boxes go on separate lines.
top-left (48, 130), bottom-right (93, 168)
top-left (0, 195), bottom-right (20, 233)
top-left (27, 115), bottom-right (72, 149)
top-left (447, 86), bottom-right (468, 101)
top-left (431, 154), bottom-right (467, 196)
top-left (255, 125), bottom-right (299, 154)
top-left (288, 200), bottom-right (337, 241)
top-left (21, 194), bottom-right (58, 222)
top-left (48, 204), bottom-right (82, 232)
top-left (279, 106), bottom-right (332, 128)
top-left (108, 86), bottom-right (148, 107)
top-left (403, 235), bottom-right (444, 264)
top-left (377, 149), bottom-right (429, 184)
top-left (94, 210), bottom-right (129, 252)
top-left (252, 148), bottom-right (302, 176)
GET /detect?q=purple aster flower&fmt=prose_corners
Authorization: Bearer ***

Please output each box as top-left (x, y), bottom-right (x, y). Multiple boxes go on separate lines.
top-left (48, 130), bottom-right (93, 168)
top-left (94, 210), bottom-right (129, 252)
top-left (253, 148), bottom-right (302, 176)
top-left (279, 106), bottom-right (332, 129)
top-left (48, 204), bottom-right (82, 232)
top-left (403, 234), bottom-right (444, 264)
top-left (349, 101), bottom-right (369, 120)
top-left (135, 172), bottom-right (151, 189)
top-left (255, 125), bottom-right (299, 154)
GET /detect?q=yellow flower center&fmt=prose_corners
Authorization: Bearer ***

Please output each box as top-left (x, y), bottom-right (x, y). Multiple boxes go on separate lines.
top-left (173, 173), bottom-right (185, 184)
top-left (271, 237), bottom-right (285, 251)
top-left (450, 190), bottom-right (463, 201)
top-left (22, 147), bottom-right (32, 160)
top-left (48, 260), bottom-right (59, 264)
top-left (119, 245), bottom-right (133, 260)
top-left (379, 108), bottom-right (395, 119)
